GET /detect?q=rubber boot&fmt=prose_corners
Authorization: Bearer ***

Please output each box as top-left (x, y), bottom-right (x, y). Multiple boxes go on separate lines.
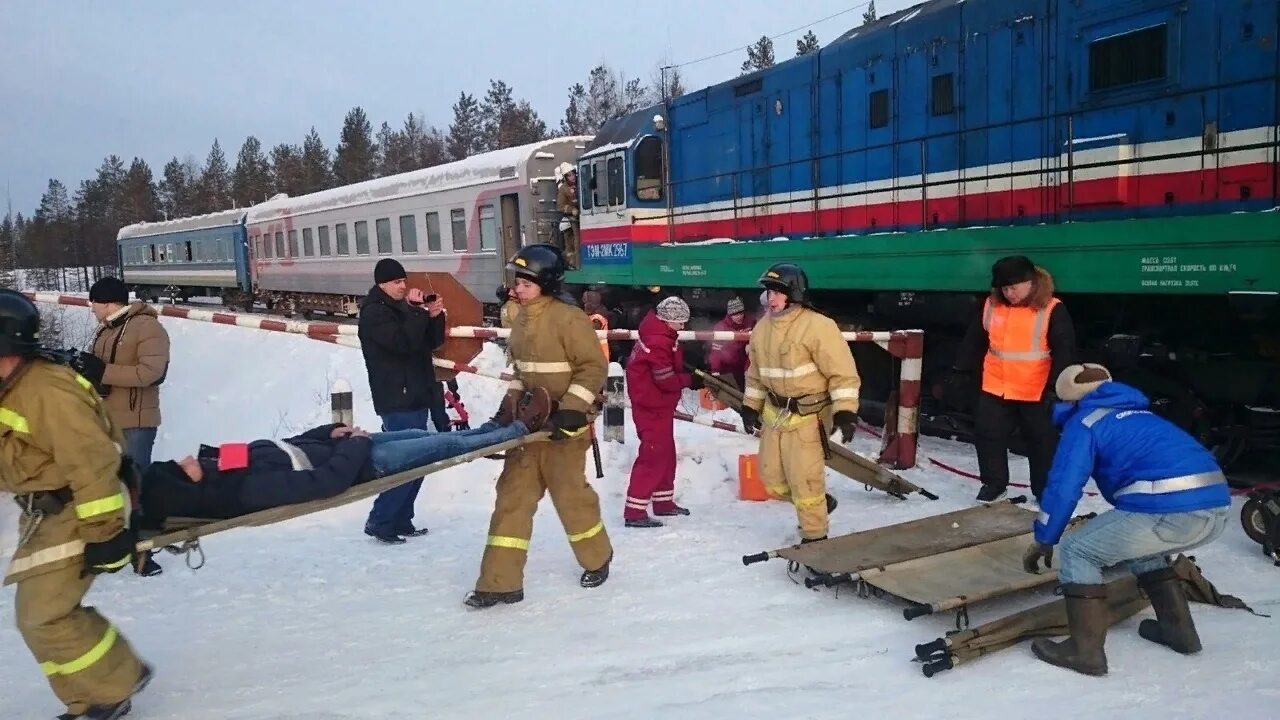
top-left (1030, 583), bottom-right (1110, 676)
top-left (1136, 567), bottom-right (1202, 654)
top-left (464, 589), bottom-right (524, 609)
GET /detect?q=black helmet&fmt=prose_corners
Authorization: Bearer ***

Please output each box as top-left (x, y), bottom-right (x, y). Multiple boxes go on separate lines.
top-left (757, 262), bottom-right (809, 304)
top-left (506, 244), bottom-right (566, 294)
top-left (0, 289), bottom-right (41, 357)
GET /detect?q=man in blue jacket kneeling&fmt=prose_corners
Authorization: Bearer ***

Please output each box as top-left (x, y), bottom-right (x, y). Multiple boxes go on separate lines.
top-left (1022, 363), bottom-right (1231, 676)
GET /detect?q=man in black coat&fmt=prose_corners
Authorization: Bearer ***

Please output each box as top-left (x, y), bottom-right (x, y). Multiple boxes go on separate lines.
top-left (358, 258), bottom-right (447, 544)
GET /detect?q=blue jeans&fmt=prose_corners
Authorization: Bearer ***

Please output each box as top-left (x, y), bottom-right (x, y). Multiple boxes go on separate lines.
top-left (365, 409), bottom-right (431, 534)
top-left (369, 421), bottom-right (526, 476)
top-left (123, 427), bottom-right (158, 472)
top-left (1057, 506), bottom-right (1231, 585)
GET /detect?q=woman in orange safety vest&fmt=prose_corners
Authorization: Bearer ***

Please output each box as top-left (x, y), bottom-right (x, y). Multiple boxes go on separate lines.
top-left (950, 255), bottom-right (1076, 504)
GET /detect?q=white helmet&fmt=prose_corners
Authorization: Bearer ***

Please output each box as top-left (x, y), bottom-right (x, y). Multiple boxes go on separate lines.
top-left (556, 162), bottom-right (576, 182)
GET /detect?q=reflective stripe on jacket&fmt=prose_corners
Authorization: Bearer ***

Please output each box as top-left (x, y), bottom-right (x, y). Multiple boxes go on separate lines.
top-left (981, 296), bottom-right (1061, 402)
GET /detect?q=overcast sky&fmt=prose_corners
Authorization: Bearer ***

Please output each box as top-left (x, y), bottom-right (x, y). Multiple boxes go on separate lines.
top-left (0, 0), bottom-right (915, 214)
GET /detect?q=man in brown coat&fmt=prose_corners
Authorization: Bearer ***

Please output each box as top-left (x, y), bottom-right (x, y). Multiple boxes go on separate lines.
top-left (73, 277), bottom-right (171, 576)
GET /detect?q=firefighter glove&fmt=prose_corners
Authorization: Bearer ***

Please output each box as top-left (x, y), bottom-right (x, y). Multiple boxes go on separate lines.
top-left (547, 409), bottom-right (588, 440)
top-left (739, 406), bottom-right (761, 434)
top-left (688, 373), bottom-right (704, 391)
top-left (1022, 542), bottom-right (1054, 574)
top-left (831, 410), bottom-right (857, 443)
top-left (72, 351), bottom-right (107, 391)
top-left (83, 529), bottom-right (136, 576)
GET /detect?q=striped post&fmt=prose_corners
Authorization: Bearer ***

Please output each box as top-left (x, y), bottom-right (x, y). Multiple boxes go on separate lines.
top-left (330, 379), bottom-right (354, 427)
top-left (603, 362), bottom-right (625, 443)
top-left (875, 330), bottom-right (923, 470)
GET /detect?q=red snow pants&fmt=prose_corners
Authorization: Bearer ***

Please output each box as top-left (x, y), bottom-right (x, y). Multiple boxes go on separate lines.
top-left (624, 408), bottom-right (678, 519)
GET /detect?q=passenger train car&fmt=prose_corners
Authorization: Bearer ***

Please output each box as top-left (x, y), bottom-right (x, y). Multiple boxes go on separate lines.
top-left (244, 136), bottom-right (589, 317)
top-left (117, 208), bottom-right (253, 307)
top-left (559, 0), bottom-right (1280, 468)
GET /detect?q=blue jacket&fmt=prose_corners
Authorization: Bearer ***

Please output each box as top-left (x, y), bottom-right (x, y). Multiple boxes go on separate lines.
top-left (1034, 381), bottom-right (1230, 545)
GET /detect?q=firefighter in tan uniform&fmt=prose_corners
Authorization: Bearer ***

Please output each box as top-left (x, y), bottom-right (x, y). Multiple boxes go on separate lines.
top-left (555, 162), bottom-right (580, 268)
top-left (740, 263), bottom-right (861, 543)
top-left (0, 290), bottom-right (153, 720)
top-left (466, 244), bottom-right (612, 609)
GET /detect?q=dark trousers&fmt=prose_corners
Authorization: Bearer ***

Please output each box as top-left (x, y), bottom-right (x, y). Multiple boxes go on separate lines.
top-left (427, 383), bottom-right (451, 432)
top-left (974, 391), bottom-right (1058, 499)
top-left (365, 409), bottom-right (431, 534)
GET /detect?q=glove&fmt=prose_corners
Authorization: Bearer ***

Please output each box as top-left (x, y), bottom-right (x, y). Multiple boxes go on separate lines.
top-left (739, 406), bottom-right (761, 434)
top-left (830, 410), bottom-right (857, 444)
top-left (72, 351), bottom-right (107, 391)
top-left (546, 409), bottom-right (588, 440)
top-left (688, 373), bottom-right (704, 391)
top-left (1022, 542), bottom-right (1054, 574)
top-left (83, 529), bottom-right (136, 576)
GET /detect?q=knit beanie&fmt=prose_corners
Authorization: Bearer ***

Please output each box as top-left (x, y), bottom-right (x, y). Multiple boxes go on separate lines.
top-left (89, 276), bottom-right (129, 304)
top-left (1055, 363), bottom-right (1112, 402)
top-left (655, 296), bottom-right (690, 324)
top-left (726, 297), bottom-right (745, 315)
top-left (374, 258), bottom-right (407, 284)
top-left (991, 255), bottom-right (1036, 288)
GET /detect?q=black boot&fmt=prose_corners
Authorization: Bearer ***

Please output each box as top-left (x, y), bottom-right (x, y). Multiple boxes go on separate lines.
top-left (464, 589), bottom-right (524, 609)
top-left (825, 494), bottom-right (838, 514)
top-left (625, 516), bottom-right (663, 528)
top-left (364, 525), bottom-right (406, 545)
top-left (80, 699), bottom-right (131, 720)
top-left (1030, 583), bottom-right (1110, 676)
top-left (1136, 567), bottom-right (1202, 654)
top-left (800, 535), bottom-right (826, 573)
top-left (581, 552), bottom-right (612, 588)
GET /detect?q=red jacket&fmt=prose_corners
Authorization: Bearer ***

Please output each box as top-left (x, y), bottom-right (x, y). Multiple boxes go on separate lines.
top-left (706, 313), bottom-right (756, 376)
top-left (626, 311), bottom-right (691, 412)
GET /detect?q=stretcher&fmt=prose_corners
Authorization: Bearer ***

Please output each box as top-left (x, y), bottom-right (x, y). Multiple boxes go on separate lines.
top-left (134, 431), bottom-right (550, 566)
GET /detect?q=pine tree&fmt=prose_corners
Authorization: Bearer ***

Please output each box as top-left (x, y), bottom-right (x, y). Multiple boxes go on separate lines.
top-left (651, 63), bottom-right (686, 103)
top-left (796, 30), bottom-right (820, 56)
top-left (374, 121), bottom-right (407, 177)
top-left (270, 143), bottom-right (306, 197)
top-left (0, 214), bottom-right (18, 290)
top-left (118, 158), bottom-right (160, 225)
top-left (232, 136), bottom-right (274, 206)
top-left (401, 113), bottom-right (448, 171)
top-left (741, 36), bottom-right (776, 74)
top-left (158, 157), bottom-right (191, 220)
top-left (32, 179), bottom-right (73, 287)
top-left (195, 139), bottom-right (232, 214)
top-left (333, 107), bottom-right (377, 185)
top-left (560, 83), bottom-right (590, 136)
top-left (863, 1), bottom-right (877, 25)
top-left (300, 127), bottom-right (334, 194)
top-left (446, 92), bottom-right (485, 161)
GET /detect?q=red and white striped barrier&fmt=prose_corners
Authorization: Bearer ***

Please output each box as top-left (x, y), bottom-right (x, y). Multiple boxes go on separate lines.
top-left (447, 325), bottom-right (911, 345)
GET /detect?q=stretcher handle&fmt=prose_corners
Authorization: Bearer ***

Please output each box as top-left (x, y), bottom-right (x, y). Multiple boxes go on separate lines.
top-left (742, 551), bottom-right (773, 566)
top-left (917, 488), bottom-right (940, 500)
top-left (914, 638), bottom-right (947, 661)
top-left (903, 603), bottom-right (935, 621)
top-left (922, 655), bottom-right (954, 678)
top-left (803, 572), bottom-right (850, 589)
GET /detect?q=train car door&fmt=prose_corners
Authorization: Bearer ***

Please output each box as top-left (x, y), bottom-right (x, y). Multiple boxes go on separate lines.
top-left (499, 193), bottom-right (521, 262)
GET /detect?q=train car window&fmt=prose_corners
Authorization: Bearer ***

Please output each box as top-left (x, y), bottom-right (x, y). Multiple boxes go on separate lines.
top-left (634, 137), bottom-right (664, 201)
top-left (869, 89), bottom-right (889, 129)
top-left (1089, 24), bottom-right (1167, 92)
top-left (425, 212), bottom-right (442, 252)
top-left (335, 223), bottom-right (350, 255)
top-left (578, 163), bottom-right (593, 211)
top-left (287, 229), bottom-right (299, 257)
top-left (399, 215), bottom-right (418, 253)
top-left (302, 228), bottom-right (315, 257)
top-left (149, 244), bottom-right (157, 263)
top-left (318, 226), bottom-right (331, 256)
top-left (478, 205), bottom-right (497, 251)
top-left (260, 234), bottom-right (271, 259)
top-left (355, 221), bottom-right (370, 255)
top-left (375, 218), bottom-right (392, 254)
top-left (606, 156), bottom-right (624, 207)
top-left (592, 159), bottom-right (608, 207)
top-left (451, 209), bottom-right (467, 252)
top-left (930, 73), bottom-right (955, 116)
top-left (168, 243), bottom-right (177, 262)
top-left (274, 232), bottom-right (285, 258)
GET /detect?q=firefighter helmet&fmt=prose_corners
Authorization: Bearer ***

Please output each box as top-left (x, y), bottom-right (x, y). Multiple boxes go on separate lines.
top-left (757, 262), bottom-right (810, 304)
top-left (506, 244), bottom-right (567, 294)
top-left (0, 289), bottom-right (41, 357)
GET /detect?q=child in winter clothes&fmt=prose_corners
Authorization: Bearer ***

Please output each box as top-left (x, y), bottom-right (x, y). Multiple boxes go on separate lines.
top-left (624, 297), bottom-right (700, 527)
top-left (706, 296), bottom-right (756, 392)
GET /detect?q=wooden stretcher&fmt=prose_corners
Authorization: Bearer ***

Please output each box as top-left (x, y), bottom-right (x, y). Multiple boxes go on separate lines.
top-left (743, 498), bottom-right (1091, 626)
top-left (134, 431), bottom-right (550, 567)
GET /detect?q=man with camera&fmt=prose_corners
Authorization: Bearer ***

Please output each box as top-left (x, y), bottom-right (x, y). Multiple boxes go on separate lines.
top-left (358, 258), bottom-right (447, 544)
top-left (0, 289), bottom-right (154, 720)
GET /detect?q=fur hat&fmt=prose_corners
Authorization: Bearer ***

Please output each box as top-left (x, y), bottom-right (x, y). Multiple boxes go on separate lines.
top-left (1055, 363), bottom-right (1112, 402)
top-left (655, 296), bottom-right (690, 324)
top-left (726, 297), bottom-right (745, 315)
top-left (991, 255), bottom-right (1036, 288)
top-left (89, 276), bottom-right (129, 304)
top-left (374, 258), bottom-right (407, 284)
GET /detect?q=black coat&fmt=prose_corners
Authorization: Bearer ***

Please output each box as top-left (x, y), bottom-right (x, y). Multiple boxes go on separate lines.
top-left (358, 286), bottom-right (447, 415)
top-left (140, 424), bottom-right (374, 521)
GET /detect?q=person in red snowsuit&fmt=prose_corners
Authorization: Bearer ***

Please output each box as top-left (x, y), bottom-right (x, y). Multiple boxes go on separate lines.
top-left (705, 296), bottom-right (756, 391)
top-left (624, 297), bottom-right (699, 528)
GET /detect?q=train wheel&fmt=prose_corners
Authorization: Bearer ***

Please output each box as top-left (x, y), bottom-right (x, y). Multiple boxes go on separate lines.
top-left (1241, 498), bottom-right (1269, 545)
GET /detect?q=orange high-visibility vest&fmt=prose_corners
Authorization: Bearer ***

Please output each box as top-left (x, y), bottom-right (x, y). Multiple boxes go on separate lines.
top-left (588, 313), bottom-right (610, 361)
top-left (981, 296), bottom-right (1061, 402)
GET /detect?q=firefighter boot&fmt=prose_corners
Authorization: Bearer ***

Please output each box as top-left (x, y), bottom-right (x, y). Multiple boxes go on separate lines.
top-left (1136, 567), bottom-right (1202, 654)
top-left (581, 551), bottom-right (612, 588)
top-left (464, 589), bottom-right (525, 609)
top-left (1030, 583), bottom-right (1110, 676)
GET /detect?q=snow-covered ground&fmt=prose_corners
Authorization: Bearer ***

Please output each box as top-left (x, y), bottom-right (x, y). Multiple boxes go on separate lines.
top-left (1, 305), bottom-right (1276, 720)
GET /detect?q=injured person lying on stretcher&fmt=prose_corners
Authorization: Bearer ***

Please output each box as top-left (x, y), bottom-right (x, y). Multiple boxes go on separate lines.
top-left (136, 388), bottom-right (552, 524)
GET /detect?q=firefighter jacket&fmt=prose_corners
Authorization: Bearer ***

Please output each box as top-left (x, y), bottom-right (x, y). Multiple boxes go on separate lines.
top-left (743, 305), bottom-right (861, 421)
top-left (500, 300), bottom-right (520, 329)
top-left (557, 181), bottom-right (579, 219)
top-left (90, 300), bottom-right (170, 429)
top-left (506, 294), bottom-right (607, 417)
top-left (625, 310), bottom-right (691, 413)
top-left (0, 359), bottom-right (127, 585)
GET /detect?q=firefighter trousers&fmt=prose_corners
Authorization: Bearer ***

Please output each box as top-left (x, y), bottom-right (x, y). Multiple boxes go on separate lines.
top-left (16, 561), bottom-right (146, 715)
top-left (476, 435), bottom-right (612, 593)
top-left (758, 412), bottom-right (830, 540)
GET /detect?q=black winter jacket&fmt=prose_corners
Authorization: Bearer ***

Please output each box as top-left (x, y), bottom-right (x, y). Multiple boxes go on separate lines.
top-left (140, 423), bottom-right (374, 521)
top-left (358, 286), bottom-right (447, 415)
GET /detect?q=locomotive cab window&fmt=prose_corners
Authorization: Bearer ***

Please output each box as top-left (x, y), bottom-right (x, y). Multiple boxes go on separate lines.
top-left (634, 136), bottom-right (663, 201)
top-left (1089, 24), bottom-right (1167, 92)
top-left (606, 155), bottom-right (625, 207)
top-left (591, 159), bottom-right (609, 208)
top-left (578, 162), bottom-right (593, 211)
top-left (869, 89), bottom-right (889, 129)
